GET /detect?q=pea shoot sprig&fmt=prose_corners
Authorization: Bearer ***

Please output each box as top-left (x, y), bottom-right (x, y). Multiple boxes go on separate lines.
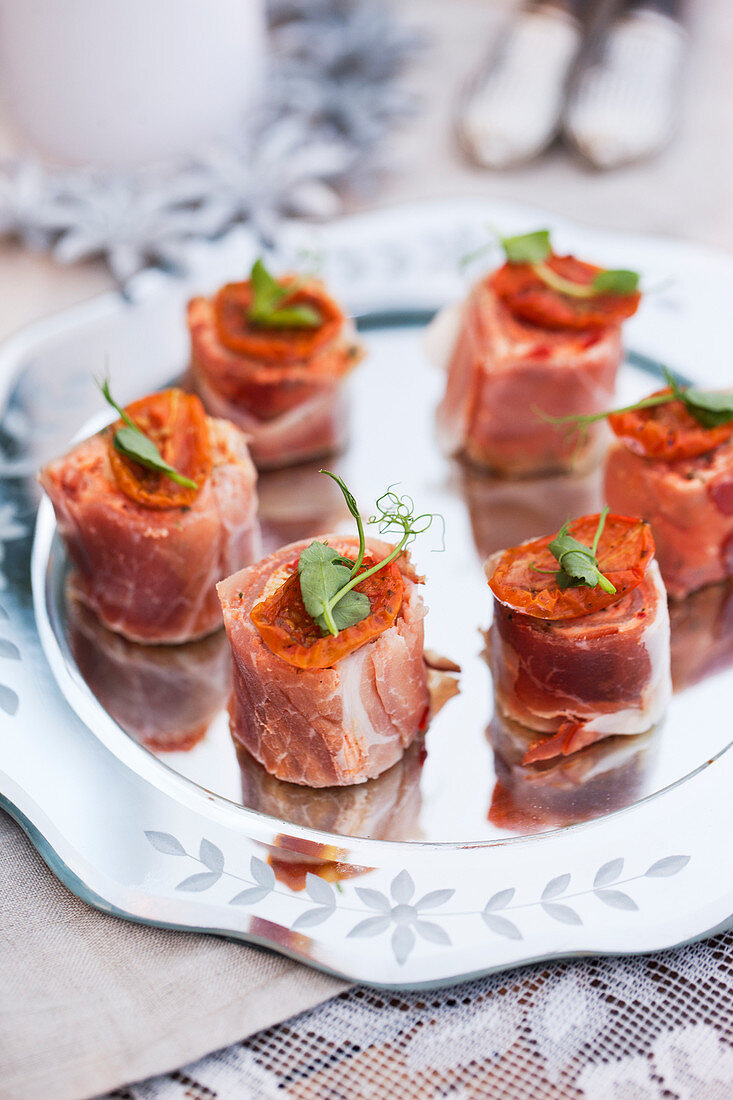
top-left (97, 379), bottom-right (198, 490)
top-left (533, 368), bottom-right (733, 438)
top-left (462, 226), bottom-right (639, 298)
top-left (247, 258), bottom-right (321, 330)
top-left (531, 508), bottom-right (616, 595)
top-left (298, 471), bottom-right (443, 637)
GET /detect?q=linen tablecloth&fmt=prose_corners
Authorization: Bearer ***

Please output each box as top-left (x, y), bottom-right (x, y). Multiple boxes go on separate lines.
top-left (0, 811), bottom-right (346, 1100)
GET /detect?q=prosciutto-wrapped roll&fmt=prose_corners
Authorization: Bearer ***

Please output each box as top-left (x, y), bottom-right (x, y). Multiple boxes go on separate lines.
top-left (435, 229), bottom-right (641, 476)
top-left (218, 475), bottom-right (438, 787)
top-left (486, 511), bottom-right (671, 763)
top-left (40, 386), bottom-right (260, 644)
top-left (189, 259), bottom-right (364, 470)
top-left (67, 592), bottom-right (231, 751)
top-left (603, 385), bottom-right (733, 598)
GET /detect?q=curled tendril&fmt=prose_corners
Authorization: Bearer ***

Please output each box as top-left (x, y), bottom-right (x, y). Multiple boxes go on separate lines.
top-left (369, 485), bottom-right (445, 552)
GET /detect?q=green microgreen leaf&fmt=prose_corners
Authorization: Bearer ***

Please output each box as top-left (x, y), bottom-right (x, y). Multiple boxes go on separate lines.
top-left (257, 305), bottom-right (321, 328)
top-left (663, 367), bottom-right (733, 428)
top-left (534, 367), bottom-right (733, 437)
top-left (500, 229), bottom-right (552, 265)
top-left (541, 509), bottom-right (616, 595)
top-left (96, 378), bottom-right (197, 491)
top-left (321, 469), bottom-right (366, 576)
top-left (298, 542), bottom-right (353, 636)
top-left (498, 227), bottom-right (640, 298)
top-left (324, 590), bottom-right (371, 633)
top-left (591, 268), bottom-right (640, 295)
top-left (296, 475), bottom-right (442, 638)
top-left (247, 257), bottom-right (321, 330)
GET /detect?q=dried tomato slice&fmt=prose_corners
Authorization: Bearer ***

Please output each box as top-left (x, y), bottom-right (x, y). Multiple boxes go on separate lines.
top-left (490, 254), bottom-right (641, 330)
top-left (214, 278), bottom-right (344, 363)
top-left (108, 389), bottom-right (211, 510)
top-left (251, 555), bottom-right (405, 669)
top-left (609, 387), bottom-right (733, 461)
top-left (488, 513), bottom-right (655, 620)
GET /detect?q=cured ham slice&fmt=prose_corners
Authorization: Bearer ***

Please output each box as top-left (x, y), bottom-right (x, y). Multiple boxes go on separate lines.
top-left (434, 278), bottom-right (621, 476)
top-left (188, 277), bottom-right (364, 470)
top-left (67, 592), bottom-right (231, 751)
top-left (605, 436), bottom-right (733, 599)
top-left (218, 536), bottom-right (430, 787)
top-left (486, 514), bottom-right (671, 763)
top-left (487, 710), bottom-right (656, 833)
top-left (41, 393), bottom-right (260, 643)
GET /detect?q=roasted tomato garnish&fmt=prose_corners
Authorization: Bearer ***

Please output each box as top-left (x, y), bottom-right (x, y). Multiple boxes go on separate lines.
top-left (491, 254), bottom-right (641, 331)
top-left (609, 387), bottom-right (733, 461)
top-left (214, 278), bottom-right (344, 363)
top-left (488, 514), bottom-right (655, 620)
top-left (108, 389), bottom-right (212, 509)
top-left (251, 556), bottom-right (405, 669)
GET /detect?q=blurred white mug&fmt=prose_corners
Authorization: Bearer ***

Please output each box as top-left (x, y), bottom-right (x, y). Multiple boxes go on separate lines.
top-left (0, 0), bottom-right (265, 167)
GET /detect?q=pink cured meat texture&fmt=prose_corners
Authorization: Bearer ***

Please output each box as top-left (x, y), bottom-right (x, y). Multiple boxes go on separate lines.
top-left (487, 557), bottom-right (671, 760)
top-left (188, 296), bottom-right (360, 470)
top-left (436, 279), bottom-right (622, 476)
top-left (40, 417), bottom-right (260, 644)
top-left (604, 438), bottom-right (733, 599)
top-left (218, 536), bottom-right (429, 787)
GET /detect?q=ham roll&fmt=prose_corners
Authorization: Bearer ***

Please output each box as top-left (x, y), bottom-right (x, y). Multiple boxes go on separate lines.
top-left (41, 389), bottom-right (260, 644)
top-left (188, 272), bottom-right (364, 470)
top-left (218, 536), bottom-right (430, 787)
top-left (434, 240), bottom-right (642, 477)
top-left (436, 281), bottom-right (620, 475)
top-left (486, 513), bottom-right (671, 763)
top-left (605, 421), bottom-right (733, 599)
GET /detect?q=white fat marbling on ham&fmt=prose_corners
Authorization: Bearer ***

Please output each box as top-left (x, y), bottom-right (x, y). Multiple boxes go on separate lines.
top-left (40, 417), bottom-right (260, 644)
top-left (218, 536), bottom-right (429, 787)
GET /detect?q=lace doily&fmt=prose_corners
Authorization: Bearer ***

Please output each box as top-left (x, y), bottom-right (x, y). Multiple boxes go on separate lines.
top-left (106, 930), bottom-right (733, 1099)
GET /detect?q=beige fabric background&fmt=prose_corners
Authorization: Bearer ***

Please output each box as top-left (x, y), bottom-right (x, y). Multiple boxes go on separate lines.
top-left (0, 813), bottom-right (346, 1100)
top-left (0, 2), bottom-right (731, 1098)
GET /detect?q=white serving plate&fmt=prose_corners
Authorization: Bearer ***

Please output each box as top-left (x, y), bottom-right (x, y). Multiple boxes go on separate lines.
top-left (1, 198), bottom-right (732, 987)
